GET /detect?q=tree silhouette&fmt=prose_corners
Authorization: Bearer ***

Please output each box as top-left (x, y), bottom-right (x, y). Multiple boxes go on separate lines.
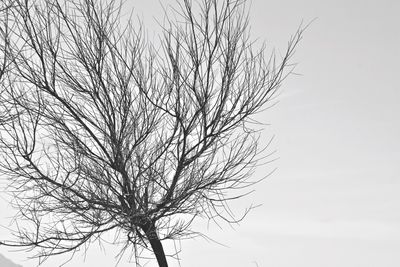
top-left (0, 0), bottom-right (302, 266)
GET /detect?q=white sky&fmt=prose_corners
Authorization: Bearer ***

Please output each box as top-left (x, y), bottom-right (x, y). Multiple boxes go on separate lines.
top-left (1, 0), bottom-right (400, 266)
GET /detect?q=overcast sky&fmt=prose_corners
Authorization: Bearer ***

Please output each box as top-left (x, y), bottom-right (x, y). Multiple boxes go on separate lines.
top-left (1, 0), bottom-right (399, 266)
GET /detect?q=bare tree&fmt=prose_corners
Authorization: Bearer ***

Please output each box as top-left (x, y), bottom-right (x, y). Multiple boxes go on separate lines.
top-left (0, 0), bottom-right (302, 266)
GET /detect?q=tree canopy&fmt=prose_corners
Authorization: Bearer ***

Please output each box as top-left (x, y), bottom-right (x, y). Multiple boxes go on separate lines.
top-left (0, 0), bottom-right (302, 266)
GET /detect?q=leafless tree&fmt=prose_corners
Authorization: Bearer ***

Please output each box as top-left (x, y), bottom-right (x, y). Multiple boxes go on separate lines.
top-left (0, 0), bottom-right (302, 266)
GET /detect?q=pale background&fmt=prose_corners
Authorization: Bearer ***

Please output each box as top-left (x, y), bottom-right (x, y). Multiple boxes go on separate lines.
top-left (1, 0), bottom-right (399, 266)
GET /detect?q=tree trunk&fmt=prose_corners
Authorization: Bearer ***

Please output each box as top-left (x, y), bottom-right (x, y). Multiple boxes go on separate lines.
top-left (140, 221), bottom-right (168, 267)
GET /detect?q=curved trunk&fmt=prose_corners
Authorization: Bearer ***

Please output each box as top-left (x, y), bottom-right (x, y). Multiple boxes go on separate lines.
top-left (140, 222), bottom-right (168, 267)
